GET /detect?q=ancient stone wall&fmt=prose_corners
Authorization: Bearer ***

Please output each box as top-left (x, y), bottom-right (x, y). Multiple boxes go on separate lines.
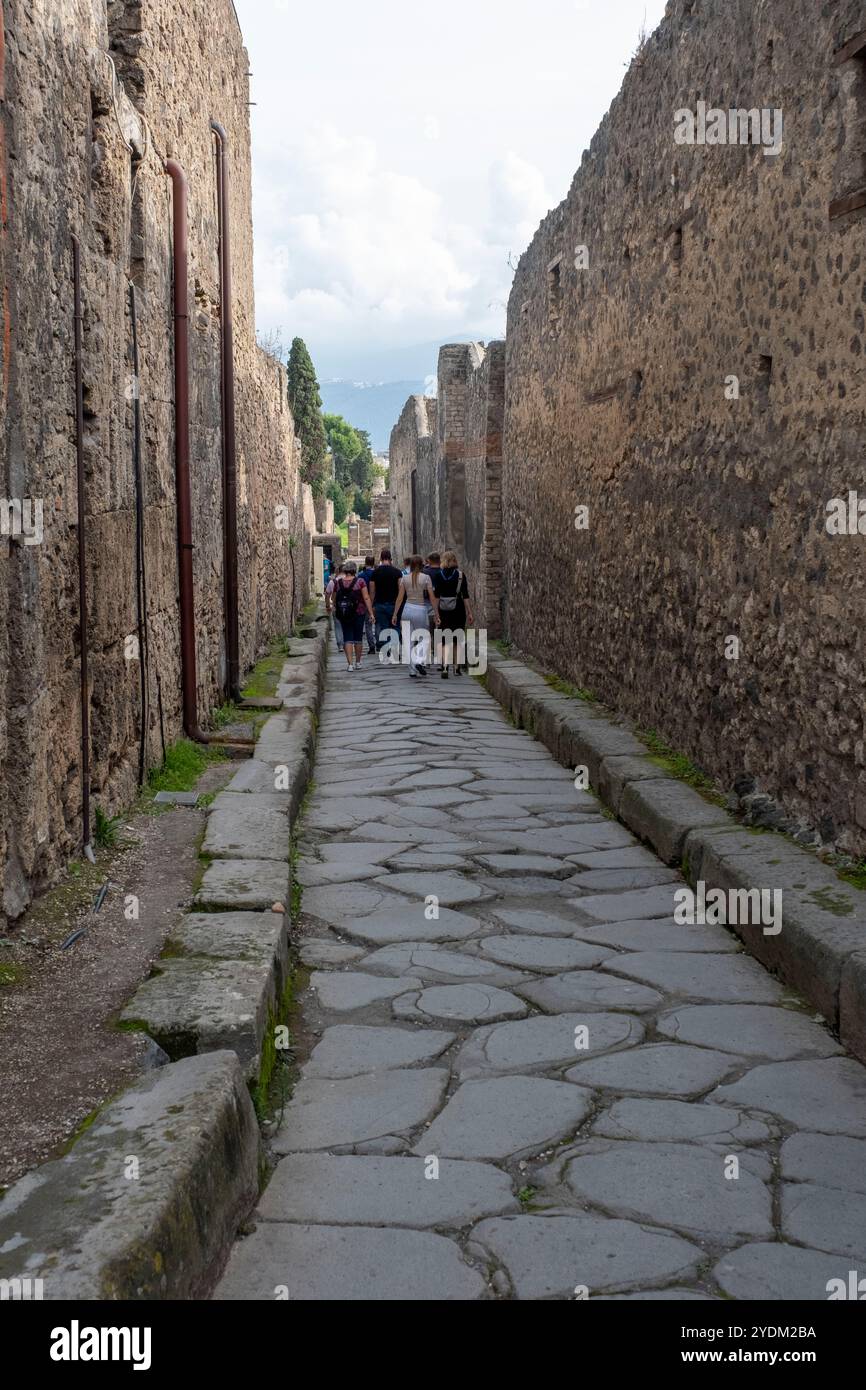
top-left (503, 0), bottom-right (866, 852)
top-left (389, 393), bottom-right (439, 562)
top-left (463, 342), bottom-right (505, 636)
top-left (0, 0), bottom-right (310, 924)
top-left (389, 344), bottom-right (504, 628)
top-left (371, 493), bottom-right (391, 556)
top-left (347, 513), bottom-right (373, 559)
top-left (314, 496), bottom-right (334, 534)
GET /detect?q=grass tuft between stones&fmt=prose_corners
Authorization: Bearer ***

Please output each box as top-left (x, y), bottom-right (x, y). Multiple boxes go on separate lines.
top-left (252, 967), bottom-right (307, 1126)
top-left (544, 673), bottom-right (597, 703)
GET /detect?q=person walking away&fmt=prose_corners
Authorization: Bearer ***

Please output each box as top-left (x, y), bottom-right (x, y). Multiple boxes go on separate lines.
top-left (369, 549), bottom-right (403, 654)
top-left (359, 554), bottom-right (377, 655)
top-left (393, 556), bottom-right (440, 677)
top-left (433, 551), bottom-right (474, 678)
top-left (333, 562), bottom-right (375, 672)
top-left (324, 564), bottom-right (345, 653)
top-left (424, 553), bottom-right (441, 666)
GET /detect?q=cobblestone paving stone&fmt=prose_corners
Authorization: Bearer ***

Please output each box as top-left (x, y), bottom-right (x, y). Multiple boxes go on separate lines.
top-left (216, 653), bottom-right (866, 1301)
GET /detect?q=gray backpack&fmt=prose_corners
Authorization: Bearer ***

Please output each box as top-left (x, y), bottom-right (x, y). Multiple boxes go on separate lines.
top-left (437, 568), bottom-right (462, 612)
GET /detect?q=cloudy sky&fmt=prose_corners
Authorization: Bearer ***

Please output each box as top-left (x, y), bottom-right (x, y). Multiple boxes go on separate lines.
top-left (234, 0), bottom-right (668, 381)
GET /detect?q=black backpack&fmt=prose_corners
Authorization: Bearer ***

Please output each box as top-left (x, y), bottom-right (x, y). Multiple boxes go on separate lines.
top-left (334, 578), bottom-right (360, 622)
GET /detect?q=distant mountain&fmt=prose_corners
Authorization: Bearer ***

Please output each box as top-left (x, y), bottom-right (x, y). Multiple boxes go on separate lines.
top-left (319, 379), bottom-right (430, 453)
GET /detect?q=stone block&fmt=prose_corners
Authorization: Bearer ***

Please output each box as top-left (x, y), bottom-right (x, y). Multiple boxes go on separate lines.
top-left (0, 1054), bottom-right (258, 1299)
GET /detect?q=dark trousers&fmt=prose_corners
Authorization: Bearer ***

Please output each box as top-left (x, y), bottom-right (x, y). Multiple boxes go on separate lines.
top-left (374, 602), bottom-right (395, 648)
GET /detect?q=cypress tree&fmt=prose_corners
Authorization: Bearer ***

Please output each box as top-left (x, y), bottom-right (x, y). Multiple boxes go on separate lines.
top-left (287, 337), bottom-right (329, 496)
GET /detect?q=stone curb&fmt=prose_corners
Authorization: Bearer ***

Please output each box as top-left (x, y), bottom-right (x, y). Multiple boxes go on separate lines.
top-left (122, 612), bottom-right (329, 1082)
top-left (0, 612), bottom-right (328, 1302)
top-left (484, 651), bottom-right (866, 1064)
top-left (0, 1052), bottom-right (259, 1300)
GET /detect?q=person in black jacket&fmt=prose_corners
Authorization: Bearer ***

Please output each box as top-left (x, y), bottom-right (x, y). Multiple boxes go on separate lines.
top-left (369, 549), bottom-right (404, 653)
top-left (432, 551), bottom-right (474, 678)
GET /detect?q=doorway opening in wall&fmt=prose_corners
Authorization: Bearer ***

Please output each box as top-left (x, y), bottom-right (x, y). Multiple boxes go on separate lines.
top-left (547, 254), bottom-right (563, 327)
top-left (757, 353), bottom-right (773, 398)
top-left (830, 34), bottom-right (866, 218)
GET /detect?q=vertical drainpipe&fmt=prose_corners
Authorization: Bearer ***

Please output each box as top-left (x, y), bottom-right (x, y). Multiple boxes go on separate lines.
top-left (163, 158), bottom-right (205, 744)
top-left (210, 121), bottom-right (240, 702)
top-left (0, 0), bottom-right (11, 411)
top-left (71, 236), bottom-right (94, 861)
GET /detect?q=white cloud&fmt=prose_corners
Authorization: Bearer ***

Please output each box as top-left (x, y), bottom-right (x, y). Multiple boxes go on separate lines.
top-left (487, 152), bottom-right (554, 251)
top-left (236, 0), bottom-right (669, 375)
top-left (253, 123), bottom-right (503, 356)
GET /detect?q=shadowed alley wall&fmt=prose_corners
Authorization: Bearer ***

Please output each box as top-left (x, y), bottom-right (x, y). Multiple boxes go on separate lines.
top-left (505, 0), bottom-right (866, 853)
top-left (0, 0), bottom-right (311, 923)
top-left (391, 0), bottom-right (866, 853)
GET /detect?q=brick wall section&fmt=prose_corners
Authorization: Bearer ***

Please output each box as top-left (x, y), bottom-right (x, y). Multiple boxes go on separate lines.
top-left (463, 342), bottom-right (505, 637)
top-left (389, 394), bottom-right (439, 562)
top-left (347, 514), bottom-right (373, 558)
top-left (389, 344), bottom-right (505, 630)
top-left (503, 0), bottom-right (866, 853)
top-left (371, 493), bottom-right (391, 555)
top-left (0, 0), bottom-right (310, 923)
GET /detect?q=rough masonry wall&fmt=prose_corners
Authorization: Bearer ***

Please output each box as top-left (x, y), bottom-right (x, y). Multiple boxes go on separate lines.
top-left (389, 393), bottom-right (439, 562)
top-left (0, 0), bottom-right (309, 924)
top-left (463, 342), bottom-right (504, 636)
top-left (389, 344), bottom-right (504, 629)
top-left (504, 0), bottom-right (866, 852)
top-left (371, 492), bottom-right (391, 556)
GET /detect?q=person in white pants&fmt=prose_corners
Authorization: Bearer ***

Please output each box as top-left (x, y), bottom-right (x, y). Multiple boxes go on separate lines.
top-left (392, 555), bottom-right (441, 677)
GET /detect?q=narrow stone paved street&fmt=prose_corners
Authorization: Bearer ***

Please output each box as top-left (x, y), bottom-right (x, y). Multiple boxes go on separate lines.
top-left (216, 648), bottom-right (866, 1302)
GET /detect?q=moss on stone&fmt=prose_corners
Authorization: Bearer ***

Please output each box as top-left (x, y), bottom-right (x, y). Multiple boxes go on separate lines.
top-left (0, 960), bottom-right (29, 988)
top-left (544, 673), bottom-right (596, 702)
top-left (808, 887), bottom-right (855, 917)
top-left (251, 966), bottom-right (308, 1123)
top-left (839, 860), bottom-right (866, 892)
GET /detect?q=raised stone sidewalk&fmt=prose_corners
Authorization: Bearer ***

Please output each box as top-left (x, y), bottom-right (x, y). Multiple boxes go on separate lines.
top-left (484, 652), bottom-right (866, 1064)
top-left (0, 619), bottom-right (328, 1299)
top-left (215, 645), bottom-right (866, 1301)
top-left (121, 630), bottom-right (327, 1078)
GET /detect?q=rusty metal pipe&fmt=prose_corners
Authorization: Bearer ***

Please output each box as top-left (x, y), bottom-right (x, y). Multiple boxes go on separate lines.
top-left (163, 159), bottom-right (205, 743)
top-left (1, 0), bottom-right (11, 410)
top-left (210, 120), bottom-right (240, 702)
top-left (71, 236), bottom-right (93, 858)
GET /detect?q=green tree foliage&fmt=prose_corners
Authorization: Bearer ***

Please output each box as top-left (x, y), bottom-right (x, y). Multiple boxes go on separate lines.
top-left (327, 479), bottom-right (350, 526)
top-left (323, 414), bottom-right (363, 494)
top-left (287, 338), bottom-right (329, 496)
top-left (350, 429), bottom-right (378, 519)
top-left (321, 415), bottom-right (382, 519)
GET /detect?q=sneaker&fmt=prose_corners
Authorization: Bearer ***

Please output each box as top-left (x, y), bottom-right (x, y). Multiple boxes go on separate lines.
top-left (417, 665), bottom-right (428, 677)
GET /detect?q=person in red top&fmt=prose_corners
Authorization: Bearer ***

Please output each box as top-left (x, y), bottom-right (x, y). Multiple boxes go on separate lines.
top-left (331, 562), bottom-right (376, 672)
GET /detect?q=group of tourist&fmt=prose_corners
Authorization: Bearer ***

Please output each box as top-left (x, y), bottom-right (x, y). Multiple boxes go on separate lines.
top-left (324, 549), bottom-right (475, 679)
